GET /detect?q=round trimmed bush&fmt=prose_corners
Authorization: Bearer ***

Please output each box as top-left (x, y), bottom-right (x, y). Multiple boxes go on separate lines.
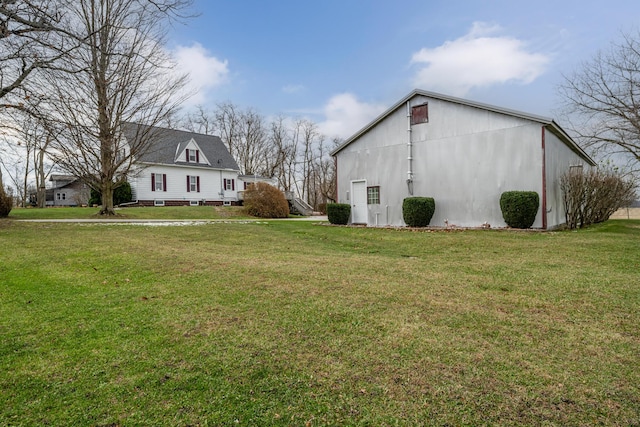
top-left (243, 182), bottom-right (290, 218)
top-left (327, 203), bottom-right (351, 225)
top-left (402, 197), bottom-right (435, 227)
top-left (500, 191), bottom-right (539, 228)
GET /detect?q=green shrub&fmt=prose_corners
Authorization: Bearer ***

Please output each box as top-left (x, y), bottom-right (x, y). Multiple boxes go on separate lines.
top-left (327, 203), bottom-right (351, 225)
top-left (402, 197), bottom-right (435, 227)
top-left (89, 189), bottom-right (100, 206)
top-left (0, 186), bottom-right (12, 217)
top-left (500, 191), bottom-right (539, 228)
top-left (243, 182), bottom-right (290, 218)
top-left (89, 182), bottom-right (133, 206)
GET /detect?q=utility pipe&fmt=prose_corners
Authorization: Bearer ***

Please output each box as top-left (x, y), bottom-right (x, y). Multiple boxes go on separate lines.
top-left (406, 101), bottom-right (414, 195)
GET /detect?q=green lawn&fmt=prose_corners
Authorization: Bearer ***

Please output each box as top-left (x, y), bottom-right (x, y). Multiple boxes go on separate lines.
top-left (1, 219), bottom-right (639, 425)
top-left (7, 205), bottom-right (254, 220)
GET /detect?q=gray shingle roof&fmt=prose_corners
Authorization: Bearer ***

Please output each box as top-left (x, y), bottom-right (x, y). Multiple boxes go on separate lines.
top-left (123, 123), bottom-right (239, 171)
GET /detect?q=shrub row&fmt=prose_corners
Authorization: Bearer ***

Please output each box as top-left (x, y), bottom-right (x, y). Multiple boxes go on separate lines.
top-left (327, 192), bottom-right (540, 229)
top-left (89, 182), bottom-right (133, 206)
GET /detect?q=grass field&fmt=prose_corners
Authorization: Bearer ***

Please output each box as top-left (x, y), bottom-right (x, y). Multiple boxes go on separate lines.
top-left (7, 205), bottom-right (253, 220)
top-left (1, 219), bottom-right (639, 425)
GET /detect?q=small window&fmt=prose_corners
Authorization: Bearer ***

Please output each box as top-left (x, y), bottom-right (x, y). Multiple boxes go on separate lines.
top-left (411, 103), bottom-right (428, 125)
top-left (154, 200), bottom-right (165, 206)
top-left (187, 175), bottom-right (200, 193)
top-left (189, 200), bottom-right (199, 206)
top-left (153, 173), bottom-right (165, 192)
top-left (367, 186), bottom-right (380, 204)
top-left (223, 200), bottom-right (231, 206)
top-left (189, 149), bottom-right (198, 163)
top-left (224, 178), bottom-right (235, 191)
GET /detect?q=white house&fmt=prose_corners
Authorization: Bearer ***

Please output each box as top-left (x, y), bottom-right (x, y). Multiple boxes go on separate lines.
top-left (331, 89), bottom-right (597, 229)
top-left (124, 123), bottom-right (242, 206)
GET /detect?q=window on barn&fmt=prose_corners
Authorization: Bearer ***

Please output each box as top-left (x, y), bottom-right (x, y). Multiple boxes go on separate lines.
top-left (411, 103), bottom-right (428, 125)
top-left (367, 186), bottom-right (380, 204)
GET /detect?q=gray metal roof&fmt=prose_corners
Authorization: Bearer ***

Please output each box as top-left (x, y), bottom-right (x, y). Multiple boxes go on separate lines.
top-left (331, 89), bottom-right (596, 166)
top-left (123, 123), bottom-right (240, 171)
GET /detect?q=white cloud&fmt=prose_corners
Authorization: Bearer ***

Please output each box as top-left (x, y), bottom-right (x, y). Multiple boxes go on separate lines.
top-left (172, 43), bottom-right (229, 105)
top-left (317, 93), bottom-right (386, 139)
top-left (410, 22), bottom-right (550, 96)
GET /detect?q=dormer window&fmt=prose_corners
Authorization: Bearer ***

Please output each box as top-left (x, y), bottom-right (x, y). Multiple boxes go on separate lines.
top-left (186, 148), bottom-right (199, 163)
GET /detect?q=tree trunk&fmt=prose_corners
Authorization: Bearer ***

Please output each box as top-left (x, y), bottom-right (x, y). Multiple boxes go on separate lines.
top-left (36, 150), bottom-right (46, 208)
top-left (100, 181), bottom-right (115, 215)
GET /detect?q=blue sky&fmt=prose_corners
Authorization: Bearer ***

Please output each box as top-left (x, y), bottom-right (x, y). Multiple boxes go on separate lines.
top-left (168, 0), bottom-right (640, 139)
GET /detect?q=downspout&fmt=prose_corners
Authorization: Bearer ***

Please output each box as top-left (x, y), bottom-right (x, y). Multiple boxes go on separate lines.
top-left (406, 101), bottom-right (414, 195)
top-left (541, 126), bottom-right (547, 230)
top-left (334, 156), bottom-right (338, 203)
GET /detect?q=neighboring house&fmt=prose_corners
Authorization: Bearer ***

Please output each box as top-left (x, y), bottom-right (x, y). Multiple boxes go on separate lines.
top-left (237, 174), bottom-right (278, 192)
top-left (331, 89), bottom-right (597, 229)
top-left (47, 175), bottom-right (90, 207)
top-left (124, 123), bottom-right (242, 206)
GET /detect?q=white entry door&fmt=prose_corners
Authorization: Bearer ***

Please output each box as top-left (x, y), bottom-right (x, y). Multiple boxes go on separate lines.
top-left (351, 180), bottom-right (367, 224)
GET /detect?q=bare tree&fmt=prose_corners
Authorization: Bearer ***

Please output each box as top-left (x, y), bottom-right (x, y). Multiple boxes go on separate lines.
top-left (0, 0), bottom-right (75, 109)
top-left (180, 104), bottom-right (338, 210)
top-left (559, 29), bottom-right (640, 175)
top-left (0, 1), bottom-right (80, 189)
top-left (43, 0), bottom-right (191, 215)
top-left (267, 115), bottom-right (296, 191)
top-left (0, 110), bottom-right (55, 207)
top-left (183, 105), bottom-right (216, 135)
top-left (213, 102), bottom-right (271, 176)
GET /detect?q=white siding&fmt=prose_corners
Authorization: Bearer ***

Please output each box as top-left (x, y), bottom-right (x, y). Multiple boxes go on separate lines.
top-left (132, 164), bottom-right (239, 203)
top-left (336, 95), bottom-right (547, 228)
